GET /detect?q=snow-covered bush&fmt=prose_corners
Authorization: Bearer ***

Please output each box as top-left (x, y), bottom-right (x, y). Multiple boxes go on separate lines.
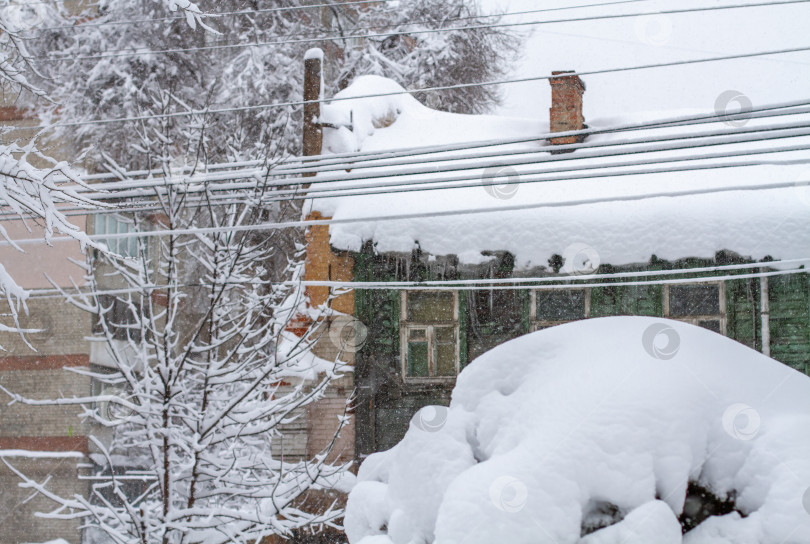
top-left (345, 316), bottom-right (810, 544)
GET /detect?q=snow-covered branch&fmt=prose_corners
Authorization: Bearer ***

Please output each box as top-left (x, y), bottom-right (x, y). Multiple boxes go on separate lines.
top-left (3, 110), bottom-right (353, 540)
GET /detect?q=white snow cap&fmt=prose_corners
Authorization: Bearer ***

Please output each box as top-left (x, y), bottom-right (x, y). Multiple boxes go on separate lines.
top-left (314, 76), bottom-right (810, 268)
top-left (345, 317), bottom-right (810, 544)
top-left (305, 47), bottom-right (324, 61)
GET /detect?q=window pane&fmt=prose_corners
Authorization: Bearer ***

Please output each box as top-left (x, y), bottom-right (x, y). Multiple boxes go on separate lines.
top-left (117, 219), bottom-right (129, 256)
top-left (408, 328), bottom-right (427, 341)
top-left (536, 290), bottom-right (586, 321)
top-left (435, 344), bottom-right (456, 376)
top-left (407, 342), bottom-right (429, 377)
top-left (698, 319), bottom-right (722, 333)
top-left (670, 285), bottom-right (720, 317)
top-left (407, 292), bottom-right (454, 322)
top-left (435, 326), bottom-right (455, 345)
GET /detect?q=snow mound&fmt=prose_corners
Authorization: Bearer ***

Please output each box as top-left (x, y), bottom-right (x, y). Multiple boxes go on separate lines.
top-left (321, 75), bottom-right (426, 153)
top-left (345, 317), bottom-right (810, 544)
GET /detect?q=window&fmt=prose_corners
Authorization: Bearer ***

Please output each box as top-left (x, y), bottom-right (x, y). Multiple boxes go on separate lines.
top-left (664, 283), bottom-right (726, 333)
top-left (94, 214), bottom-right (140, 258)
top-left (400, 291), bottom-right (459, 379)
top-left (531, 288), bottom-right (590, 331)
top-left (93, 295), bottom-right (143, 342)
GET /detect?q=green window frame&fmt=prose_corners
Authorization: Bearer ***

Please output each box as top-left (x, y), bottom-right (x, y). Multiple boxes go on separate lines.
top-left (400, 291), bottom-right (460, 380)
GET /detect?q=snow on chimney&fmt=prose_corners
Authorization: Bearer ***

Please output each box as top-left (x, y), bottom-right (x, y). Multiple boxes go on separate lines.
top-left (549, 71), bottom-right (586, 149)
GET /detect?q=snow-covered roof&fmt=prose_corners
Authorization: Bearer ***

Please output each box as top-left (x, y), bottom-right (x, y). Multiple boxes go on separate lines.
top-left (312, 76), bottom-right (810, 270)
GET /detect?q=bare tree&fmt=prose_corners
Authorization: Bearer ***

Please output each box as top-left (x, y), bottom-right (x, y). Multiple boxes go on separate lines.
top-left (0, 0), bottom-right (207, 344)
top-left (1, 91), bottom-right (353, 543)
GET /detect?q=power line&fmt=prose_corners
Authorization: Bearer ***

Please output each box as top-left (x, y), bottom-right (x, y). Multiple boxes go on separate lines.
top-left (63, 122), bottom-right (810, 202)
top-left (36, 99), bottom-right (810, 190)
top-left (0, 103), bottom-right (801, 230)
top-left (69, 135), bottom-right (810, 208)
top-left (25, 257), bottom-right (810, 299)
top-left (26, 122), bottom-right (810, 208)
top-left (261, 143), bottom-right (810, 203)
top-left (271, 103), bottom-right (810, 172)
top-left (37, 0), bottom-right (810, 62)
top-left (277, 108), bottom-right (810, 176)
top-left (299, 269), bottom-right (809, 292)
top-left (1, 178), bottom-right (804, 245)
top-left (2, 106), bottom-right (807, 219)
top-left (25, 48), bottom-right (810, 130)
top-left (261, 156), bottom-right (810, 204)
top-left (35, 0), bottom-right (653, 33)
top-left (35, 0), bottom-right (401, 31)
top-left (256, 123), bottom-right (810, 194)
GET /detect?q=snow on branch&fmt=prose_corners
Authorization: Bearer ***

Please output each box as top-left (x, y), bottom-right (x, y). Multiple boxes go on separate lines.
top-left (2, 122), bottom-right (355, 541)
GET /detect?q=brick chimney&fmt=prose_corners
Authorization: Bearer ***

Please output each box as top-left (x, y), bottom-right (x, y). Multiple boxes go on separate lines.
top-left (549, 71), bottom-right (586, 149)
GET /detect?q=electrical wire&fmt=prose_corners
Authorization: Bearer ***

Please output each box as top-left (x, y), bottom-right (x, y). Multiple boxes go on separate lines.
top-left (35, 0), bottom-right (654, 33)
top-left (261, 144), bottom-right (810, 204)
top-left (38, 0), bottom-right (810, 62)
top-left (274, 109), bottom-right (810, 177)
top-left (1, 177), bottom-right (804, 245)
top-left (24, 260), bottom-right (810, 299)
top-left (2, 107), bottom-right (808, 219)
top-left (60, 123), bottom-right (810, 202)
top-left (66, 138), bottom-right (810, 207)
top-left (24, 51), bottom-right (810, 132)
top-left (35, 0), bottom-right (402, 31)
top-left (301, 268), bottom-right (809, 291)
top-left (16, 123), bottom-right (809, 211)
top-left (25, 99), bottom-right (809, 190)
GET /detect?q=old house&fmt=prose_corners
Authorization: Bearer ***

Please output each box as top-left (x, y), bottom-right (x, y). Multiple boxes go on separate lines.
top-left (301, 59), bottom-right (810, 460)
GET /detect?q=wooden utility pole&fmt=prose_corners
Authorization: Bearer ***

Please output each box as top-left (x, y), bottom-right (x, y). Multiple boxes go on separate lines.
top-left (303, 47), bottom-right (324, 174)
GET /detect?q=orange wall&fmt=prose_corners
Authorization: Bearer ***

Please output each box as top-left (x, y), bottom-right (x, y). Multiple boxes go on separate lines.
top-left (305, 211), bottom-right (354, 315)
top-left (0, 214), bottom-right (88, 289)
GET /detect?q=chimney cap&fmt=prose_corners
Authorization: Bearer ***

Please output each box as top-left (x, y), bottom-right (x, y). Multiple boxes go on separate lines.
top-left (550, 70), bottom-right (586, 91)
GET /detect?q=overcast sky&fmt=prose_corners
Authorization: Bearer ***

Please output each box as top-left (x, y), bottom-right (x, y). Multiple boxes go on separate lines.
top-left (477, 0), bottom-right (809, 122)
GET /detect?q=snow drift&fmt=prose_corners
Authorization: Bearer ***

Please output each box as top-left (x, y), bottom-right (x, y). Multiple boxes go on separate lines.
top-left (345, 317), bottom-right (810, 544)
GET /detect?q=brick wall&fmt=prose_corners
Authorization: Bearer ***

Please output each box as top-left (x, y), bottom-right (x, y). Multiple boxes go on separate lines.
top-left (0, 456), bottom-right (88, 544)
top-left (0, 297), bottom-right (93, 356)
top-left (303, 213), bottom-right (358, 465)
top-left (306, 375), bottom-right (355, 465)
top-left (0, 296), bottom-right (92, 544)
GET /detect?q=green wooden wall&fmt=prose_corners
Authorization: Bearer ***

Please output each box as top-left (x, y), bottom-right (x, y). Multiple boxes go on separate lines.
top-left (352, 247), bottom-right (810, 456)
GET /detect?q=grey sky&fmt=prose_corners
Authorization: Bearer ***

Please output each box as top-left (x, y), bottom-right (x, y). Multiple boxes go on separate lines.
top-left (478, 0), bottom-right (810, 122)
